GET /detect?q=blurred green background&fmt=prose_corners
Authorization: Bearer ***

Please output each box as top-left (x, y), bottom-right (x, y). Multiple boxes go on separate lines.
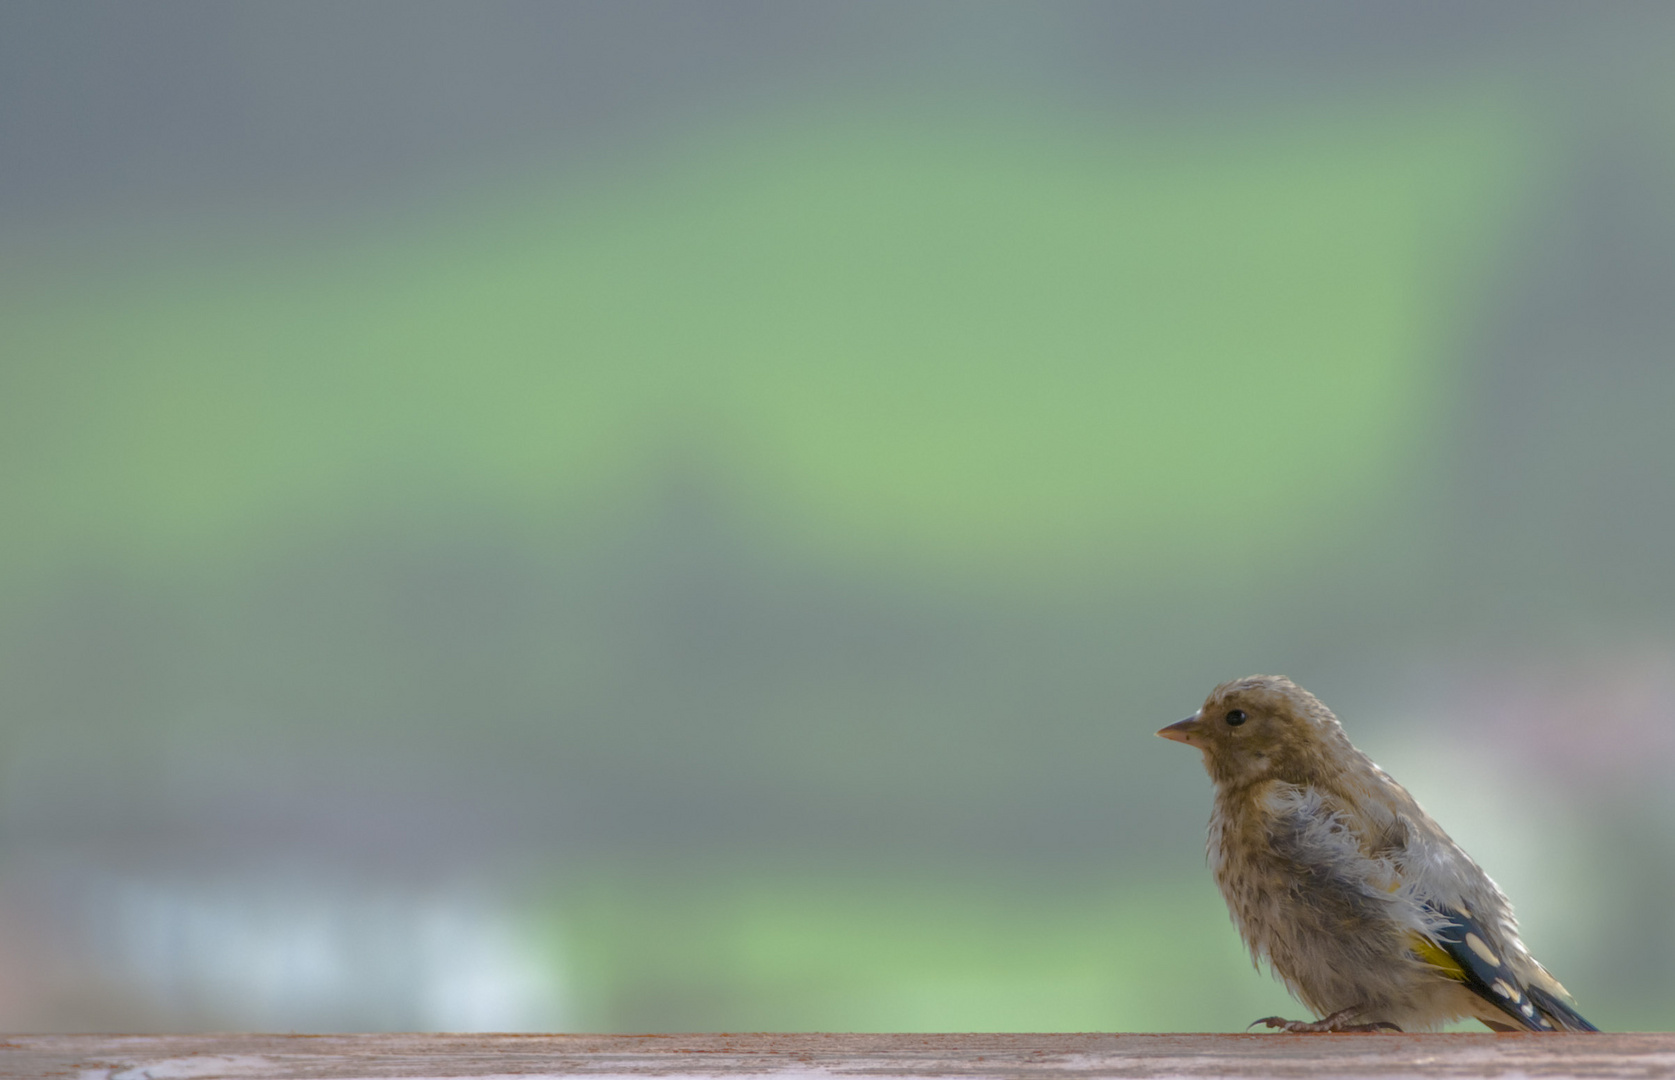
top-left (3, 0), bottom-right (1675, 1034)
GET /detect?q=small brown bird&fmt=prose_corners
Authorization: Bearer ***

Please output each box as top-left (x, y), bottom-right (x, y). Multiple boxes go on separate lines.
top-left (1159, 675), bottom-right (1598, 1033)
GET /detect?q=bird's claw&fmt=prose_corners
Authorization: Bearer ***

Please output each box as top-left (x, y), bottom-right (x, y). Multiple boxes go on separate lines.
top-left (1250, 1007), bottom-right (1402, 1033)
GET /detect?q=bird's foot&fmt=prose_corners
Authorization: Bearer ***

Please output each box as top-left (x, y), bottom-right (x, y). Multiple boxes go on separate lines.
top-left (1250, 1007), bottom-right (1402, 1034)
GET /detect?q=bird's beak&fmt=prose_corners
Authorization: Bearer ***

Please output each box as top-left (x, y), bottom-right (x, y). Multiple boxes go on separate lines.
top-left (1157, 714), bottom-right (1207, 748)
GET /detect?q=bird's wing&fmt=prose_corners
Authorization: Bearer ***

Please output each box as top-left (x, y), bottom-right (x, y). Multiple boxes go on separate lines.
top-left (1262, 783), bottom-right (1429, 931)
top-left (1411, 904), bottom-right (1598, 1032)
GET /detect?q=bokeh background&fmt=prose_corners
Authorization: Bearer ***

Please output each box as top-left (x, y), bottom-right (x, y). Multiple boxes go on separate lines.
top-left (3, 0), bottom-right (1675, 1034)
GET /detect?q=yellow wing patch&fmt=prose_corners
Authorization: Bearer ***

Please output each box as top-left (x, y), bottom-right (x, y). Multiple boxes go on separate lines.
top-left (1409, 932), bottom-right (1468, 981)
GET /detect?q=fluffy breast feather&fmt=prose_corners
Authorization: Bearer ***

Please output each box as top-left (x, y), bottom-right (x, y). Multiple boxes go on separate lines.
top-left (1210, 780), bottom-right (1440, 1019)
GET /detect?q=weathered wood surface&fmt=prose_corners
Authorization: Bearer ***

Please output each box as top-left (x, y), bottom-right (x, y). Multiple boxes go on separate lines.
top-left (7, 1032), bottom-right (1673, 1080)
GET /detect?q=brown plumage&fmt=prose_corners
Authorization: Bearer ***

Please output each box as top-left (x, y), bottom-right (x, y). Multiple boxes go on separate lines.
top-left (1158, 675), bottom-right (1598, 1033)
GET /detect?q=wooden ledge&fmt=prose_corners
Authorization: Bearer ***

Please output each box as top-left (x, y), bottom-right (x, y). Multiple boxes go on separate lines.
top-left (8, 1032), bottom-right (1673, 1079)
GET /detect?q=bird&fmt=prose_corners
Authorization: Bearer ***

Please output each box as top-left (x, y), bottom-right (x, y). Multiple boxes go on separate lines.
top-left (1157, 674), bottom-right (1599, 1033)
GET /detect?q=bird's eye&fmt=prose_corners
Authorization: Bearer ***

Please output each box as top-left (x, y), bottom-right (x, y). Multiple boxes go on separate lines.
top-left (1225, 709), bottom-right (1247, 726)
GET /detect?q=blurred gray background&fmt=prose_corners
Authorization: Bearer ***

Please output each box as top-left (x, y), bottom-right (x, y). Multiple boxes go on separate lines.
top-left (2, 0), bottom-right (1674, 1033)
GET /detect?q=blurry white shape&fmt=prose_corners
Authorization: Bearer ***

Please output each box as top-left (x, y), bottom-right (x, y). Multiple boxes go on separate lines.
top-left (90, 873), bottom-right (569, 1032)
top-left (1360, 716), bottom-right (1596, 959)
top-left (415, 900), bottom-right (564, 1032)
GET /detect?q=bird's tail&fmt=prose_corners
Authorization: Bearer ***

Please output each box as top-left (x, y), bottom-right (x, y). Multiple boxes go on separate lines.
top-left (1525, 984), bottom-right (1600, 1032)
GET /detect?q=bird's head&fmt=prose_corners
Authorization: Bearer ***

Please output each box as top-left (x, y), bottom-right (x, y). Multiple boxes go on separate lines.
top-left (1157, 674), bottom-right (1352, 788)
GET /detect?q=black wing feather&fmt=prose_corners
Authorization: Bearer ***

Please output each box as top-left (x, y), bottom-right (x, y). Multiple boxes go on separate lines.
top-left (1424, 904), bottom-right (1560, 1032)
top-left (1526, 983), bottom-right (1600, 1032)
